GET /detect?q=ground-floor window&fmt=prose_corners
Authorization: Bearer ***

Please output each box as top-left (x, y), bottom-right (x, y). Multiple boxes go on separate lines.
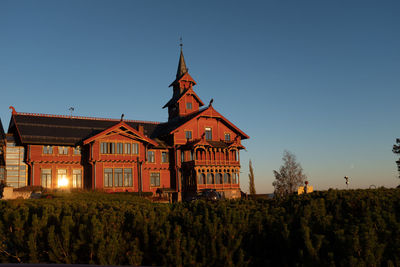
top-left (224, 173), bottom-right (231, 183)
top-left (207, 173), bottom-right (214, 184)
top-left (215, 173), bottom-right (223, 184)
top-left (150, 172), bottom-right (160, 187)
top-left (232, 173), bottom-right (238, 184)
top-left (198, 173), bottom-right (205, 184)
top-left (124, 168), bottom-right (133, 187)
top-left (115, 168), bottom-right (123, 187)
top-left (57, 169), bottom-right (67, 187)
top-left (104, 168), bottom-right (113, 187)
top-left (198, 171), bottom-right (237, 185)
top-left (104, 168), bottom-right (133, 188)
top-left (41, 169), bottom-right (52, 188)
top-left (72, 169), bottom-right (82, 188)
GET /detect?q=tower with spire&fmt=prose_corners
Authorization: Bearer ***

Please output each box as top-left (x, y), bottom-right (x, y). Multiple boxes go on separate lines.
top-left (163, 45), bottom-right (204, 121)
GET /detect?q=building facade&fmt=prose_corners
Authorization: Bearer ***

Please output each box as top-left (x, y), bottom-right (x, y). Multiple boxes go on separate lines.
top-left (4, 49), bottom-right (249, 199)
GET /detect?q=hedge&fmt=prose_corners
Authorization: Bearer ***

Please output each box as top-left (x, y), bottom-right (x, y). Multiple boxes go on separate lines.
top-left (0, 189), bottom-right (399, 266)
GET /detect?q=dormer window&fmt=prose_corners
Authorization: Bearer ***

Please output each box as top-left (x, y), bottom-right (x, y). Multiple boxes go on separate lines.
top-left (186, 102), bottom-right (192, 110)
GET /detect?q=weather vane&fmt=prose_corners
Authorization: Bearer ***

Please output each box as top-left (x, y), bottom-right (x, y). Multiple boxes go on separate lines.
top-left (69, 107), bottom-right (75, 117)
top-left (344, 176), bottom-right (349, 189)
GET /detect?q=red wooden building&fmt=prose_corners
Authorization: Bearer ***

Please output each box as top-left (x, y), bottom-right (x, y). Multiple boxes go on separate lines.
top-left (4, 49), bottom-right (249, 199)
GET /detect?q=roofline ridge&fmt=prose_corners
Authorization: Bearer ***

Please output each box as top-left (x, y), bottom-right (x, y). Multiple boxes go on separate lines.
top-left (14, 111), bottom-right (161, 125)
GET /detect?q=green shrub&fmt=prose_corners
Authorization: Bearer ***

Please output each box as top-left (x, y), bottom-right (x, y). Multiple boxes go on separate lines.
top-left (0, 189), bottom-right (399, 266)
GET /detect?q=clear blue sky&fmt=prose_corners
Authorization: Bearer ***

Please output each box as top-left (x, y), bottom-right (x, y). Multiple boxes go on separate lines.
top-left (1, 0), bottom-right (399, 193)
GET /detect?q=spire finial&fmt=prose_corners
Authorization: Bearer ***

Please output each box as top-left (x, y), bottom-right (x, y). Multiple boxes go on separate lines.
top-left (176, 38), bottom-right (188, 78)
top-left (179, 37), bottom-right (183, 50)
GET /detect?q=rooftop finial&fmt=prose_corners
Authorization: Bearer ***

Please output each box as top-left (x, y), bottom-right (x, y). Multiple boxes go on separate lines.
top-left (176, 38), bottom-right (188, 78)
top-left (179, 37), bottom-right (183, 50)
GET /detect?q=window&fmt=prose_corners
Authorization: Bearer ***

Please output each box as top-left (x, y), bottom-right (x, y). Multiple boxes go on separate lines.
top-left (207, 173), bottom-right (214, 184)
top-left (43, 146), bottom-right (53, 154)
top-left (162, 151), bottom-right (169, 163)
top-left (114, 168), bottom-right (123, 187)
top-left (150, 173), bottom-right (160, 187)
top-left (58, 146), bottom-right (68, 155)
top-left (181, 151), bottom-right (185, 162)
top-left (41, 169), bottom-right (52, 188)
top-left (104, 168), bottom-right (113, 187)
top-left (224, 173), bottom-right (231, 184)
top-left (124, 143), bottom-right (131, 154)
top-left (124, 168), bottom-right (133, 187)
top-left (186, 102), bottom-right (192, 110)
top-left (100, 142), bottom-right (115, 154)
top-left (205, 128), bottom-right (212, 140)
top-left (189, 151), bottom-right (193, 161)
top-left (198, 173), bottom-right (205, 184)
top-left (116, 143), bottom-right (123, 154)
top-left (73, 169), bottom-right (82, 188)
top-left (216, 173), bottom-right (223, 184)
top-left (57, 169), bottom-right (67, 187)
top-left (73, 146), bottom-right (81, 155)
top-left (132, 143), bottom-right (139, 154)
top-left (185, 131), bottom-right (192, 140)
top-left (232, 173), bottom-right (238, 184)
top-left (225, 133), bottom-right (231, 141)
top-left (0, 167), bottom-right (4, 182)
top-left (148, 151), bottom-right (155, 163)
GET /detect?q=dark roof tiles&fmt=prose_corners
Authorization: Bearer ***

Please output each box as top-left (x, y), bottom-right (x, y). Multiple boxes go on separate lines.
top-left (11, 113), bottom-right (164, 146)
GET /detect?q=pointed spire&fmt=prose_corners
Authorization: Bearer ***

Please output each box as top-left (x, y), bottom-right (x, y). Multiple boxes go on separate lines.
top-left (176, 38), bottom-right (188, 78)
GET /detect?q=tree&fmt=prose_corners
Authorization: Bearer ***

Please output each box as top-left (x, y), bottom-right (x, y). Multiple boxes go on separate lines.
top-left (248, 160), bottom-right (256, 195)
top-left (273, 150), bottom-right (307, 197)
top-left (393, 138), bottom-right (400, 178)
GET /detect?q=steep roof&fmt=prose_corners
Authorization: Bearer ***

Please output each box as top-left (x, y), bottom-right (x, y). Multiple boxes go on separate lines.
top-left (0, 119), bottom-right (5, 145)
top-left (176, 49), bottom-right (188, 79)
top-left (9, 111), bottom-right (163, 146)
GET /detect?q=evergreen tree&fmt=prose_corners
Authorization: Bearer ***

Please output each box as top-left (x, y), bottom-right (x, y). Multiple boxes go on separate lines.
top-left (272, 150), bottom-right (307, 197)
top-left (248, 160), bottom-right (256, 195)
top-left (393, 138), bottom-right (400, 179)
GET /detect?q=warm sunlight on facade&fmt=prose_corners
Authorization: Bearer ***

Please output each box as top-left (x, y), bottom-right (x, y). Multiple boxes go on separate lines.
top-left (58, 176), bottom-right (69, 188)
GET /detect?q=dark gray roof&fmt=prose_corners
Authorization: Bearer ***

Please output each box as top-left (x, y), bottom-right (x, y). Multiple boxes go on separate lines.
top-left (10, 113), bottom-right (165, 146)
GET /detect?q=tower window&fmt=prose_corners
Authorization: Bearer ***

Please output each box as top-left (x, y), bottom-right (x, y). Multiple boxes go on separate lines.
top-left (186, 102), bottom-right (192, 110)
top-left (205, 128), bottom-right (212, 140)
top-left (225, 133), bottom-right (231, 141)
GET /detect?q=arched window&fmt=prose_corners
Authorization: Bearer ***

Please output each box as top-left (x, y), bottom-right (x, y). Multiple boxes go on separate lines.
top-left (224, 173), bottom-right (231, 184)
top-left (215, 173), bottom-right (222, 184)
top-left (207, 173), bottom-right (214, 184)
top-left (232, 173), bottom-right (238, 184)
top-left (198, 173), bottom-right (205, 184)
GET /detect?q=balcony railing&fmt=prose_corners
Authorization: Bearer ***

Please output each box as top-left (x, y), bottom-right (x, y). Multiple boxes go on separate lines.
top-left (183, 159), bottom-right (240, 166)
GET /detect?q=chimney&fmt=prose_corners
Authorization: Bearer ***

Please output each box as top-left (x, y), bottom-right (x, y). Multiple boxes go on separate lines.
top-left (138, 125), bottom-right (144, 135)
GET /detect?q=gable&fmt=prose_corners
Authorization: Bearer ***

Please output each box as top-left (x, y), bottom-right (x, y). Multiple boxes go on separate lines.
top-left (83, 121), bottom-right (158, 146)
top-left (170, 106), bottom-right (249, 140)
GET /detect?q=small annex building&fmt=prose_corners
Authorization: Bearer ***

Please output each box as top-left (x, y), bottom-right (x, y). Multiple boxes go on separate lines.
top-left (1, 49), bottom-right (249, 200)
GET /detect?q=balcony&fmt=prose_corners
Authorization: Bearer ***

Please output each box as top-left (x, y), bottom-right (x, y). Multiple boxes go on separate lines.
top-left (182, 159), bottom-right (240, 167)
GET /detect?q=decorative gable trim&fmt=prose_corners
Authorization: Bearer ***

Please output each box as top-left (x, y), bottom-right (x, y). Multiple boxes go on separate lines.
top-left (170, 106), bottom-right (249, 139)
top-left (83, 121), bottom-right (158, 146)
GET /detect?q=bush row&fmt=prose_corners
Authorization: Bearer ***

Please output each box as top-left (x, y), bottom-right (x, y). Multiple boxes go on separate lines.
top-left (0, 189), bottom-right (400, 266)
